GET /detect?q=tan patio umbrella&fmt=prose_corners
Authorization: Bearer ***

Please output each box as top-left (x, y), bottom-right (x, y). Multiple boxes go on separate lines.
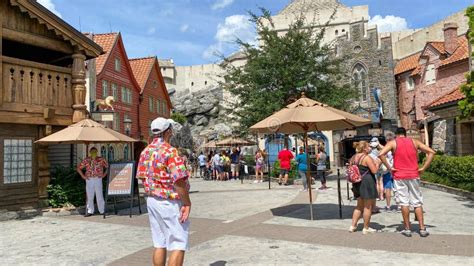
top-left (250, 93), bottom-right (371, 220)
top-left (216, 136), bottom-right (256, 147)
top-left (36, 119), bottom-right (136, 144)
top-left (199, 140), bottom-right (217, 149)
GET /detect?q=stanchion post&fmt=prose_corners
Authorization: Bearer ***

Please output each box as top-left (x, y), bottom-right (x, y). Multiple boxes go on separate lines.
top-left (347, 180), bottom-right (350, 200)
top-left (337, 168), bottom-right (342, 219)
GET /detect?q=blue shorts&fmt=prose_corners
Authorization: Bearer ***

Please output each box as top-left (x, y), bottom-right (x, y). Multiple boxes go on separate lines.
top-left (382, 172), bottom-right (393, 189)
top-left (215, 165), bottom-right (224, 173)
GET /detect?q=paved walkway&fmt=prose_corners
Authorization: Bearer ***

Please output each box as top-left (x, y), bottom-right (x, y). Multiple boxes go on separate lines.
top-left (1, 176), bottom-right (473, 265)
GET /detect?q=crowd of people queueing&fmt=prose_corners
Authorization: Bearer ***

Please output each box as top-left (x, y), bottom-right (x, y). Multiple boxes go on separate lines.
top-left (182, 148), bottom-right (244, 181)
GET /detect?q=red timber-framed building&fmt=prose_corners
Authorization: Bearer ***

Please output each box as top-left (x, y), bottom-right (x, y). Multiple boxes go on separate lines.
top-left (129, 56), bottom-right (172, 143)
top-left (0, 0), bottom-right (102, 209)
top-left (394, 23), bottom-right (472, 155)
top-left (85, 32), bottom-right (141, 162)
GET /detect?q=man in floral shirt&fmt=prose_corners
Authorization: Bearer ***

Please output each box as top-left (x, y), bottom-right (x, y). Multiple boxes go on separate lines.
top-left (77, 147), bottom-right (108, 217)
top-left (136, 117), bottom-right (191, 266)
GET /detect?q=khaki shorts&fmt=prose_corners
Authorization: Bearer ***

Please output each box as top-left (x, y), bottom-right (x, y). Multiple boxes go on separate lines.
top-left (231, 163), bottom-right (239, 172)
top-left (393, 178), bottom-right (423, 208)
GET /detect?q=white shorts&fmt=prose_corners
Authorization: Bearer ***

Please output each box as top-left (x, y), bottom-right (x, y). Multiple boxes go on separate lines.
top-left (147, 197), bottom-right (190, 251)
top-left (393, 178), bottom-right (423, 208)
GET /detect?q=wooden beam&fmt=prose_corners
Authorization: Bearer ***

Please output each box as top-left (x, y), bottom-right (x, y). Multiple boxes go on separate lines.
top-left (2, 55), bottom-right (72, 74)
top-left (2, 27), bottom-right (73, 54)
top-left (1, 102), bottom-right (73, 116)
top-left (0, 110), bottom-right (72, 126)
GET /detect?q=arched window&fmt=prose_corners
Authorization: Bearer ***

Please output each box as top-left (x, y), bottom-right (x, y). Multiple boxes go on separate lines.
top-left (100, 146), bottom-right (107, 159)
top-left (108, 145), bottom-right (115, 162)
top-left (352, 64), bottom-right (368, 102)
top-left (124, 144), bottom-right (129, 160)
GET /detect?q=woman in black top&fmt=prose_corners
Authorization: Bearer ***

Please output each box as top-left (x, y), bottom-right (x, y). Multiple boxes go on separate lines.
top-left (349, 141), bottom-right (380, 234)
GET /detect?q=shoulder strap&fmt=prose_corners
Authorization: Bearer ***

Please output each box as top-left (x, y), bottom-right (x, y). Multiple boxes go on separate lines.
top-left (356, 154), bottom-right (367, 166)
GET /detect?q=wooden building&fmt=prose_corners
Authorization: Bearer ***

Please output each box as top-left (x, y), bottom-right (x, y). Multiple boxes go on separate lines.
top-left (0, 0), bottom-right (102, 210)
top-left (82, 32), bottom-right (141, 163)
top-left (129, 56), bottom-right (172, 142)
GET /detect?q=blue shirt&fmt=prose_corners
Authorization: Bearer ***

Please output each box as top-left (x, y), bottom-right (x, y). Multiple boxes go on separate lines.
top-left (296, 153), bottom-right (307, 171)
top-left (230, 152), bottom-right (240, 164)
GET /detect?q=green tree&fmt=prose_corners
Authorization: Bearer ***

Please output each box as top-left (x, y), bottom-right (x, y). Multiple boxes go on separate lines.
top-left (221, 9), bottom-right (356, 132)
top-left (458, 6), bottom-right (474, 119)
top-left (171, 112), bottom-right (187, 124)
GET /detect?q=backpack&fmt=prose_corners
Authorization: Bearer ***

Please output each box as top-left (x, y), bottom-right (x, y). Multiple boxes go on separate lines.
top-left (346, 155), bottom-right (368, 184)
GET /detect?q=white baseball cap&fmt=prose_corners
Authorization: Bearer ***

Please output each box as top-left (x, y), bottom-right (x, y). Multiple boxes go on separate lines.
top-left (369, 137), bottom-right (379, 147)
top-left (150, 118), bottom-right (175, 134)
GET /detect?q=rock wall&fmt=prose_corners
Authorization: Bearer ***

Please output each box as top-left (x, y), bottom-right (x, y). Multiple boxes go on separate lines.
top-left (432, 118), bottom-right (456, 155)
top-left (170, 87), bottom-right (232, 141)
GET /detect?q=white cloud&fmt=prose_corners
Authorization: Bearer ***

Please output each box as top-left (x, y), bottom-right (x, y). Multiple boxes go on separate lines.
top-left (37, 0), bottom-right (62, 18)
top-left (211, 0), bottom-right (234, 10)
top-left (147, 27), bottom-right (156, 35)
top-left (369, 15), bottom-right (408, 33)
top-left (180, 24), bottom-right (190, 32)
top-left (203, 14), bottom-right (256, 61)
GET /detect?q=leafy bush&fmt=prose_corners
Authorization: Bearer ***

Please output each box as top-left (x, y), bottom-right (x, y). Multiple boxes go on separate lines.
top-left (243, 154), bottom-right (256, 166)
top-left (271, 160), bottom-right (298, 180)
top-left (47, 166), bottom-right (85, 208)
top-left (423, 155), bottom-right (474, 192)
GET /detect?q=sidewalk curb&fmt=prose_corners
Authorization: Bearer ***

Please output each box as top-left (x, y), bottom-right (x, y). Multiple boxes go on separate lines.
top-left (420, 181), bottom-right (474, 200)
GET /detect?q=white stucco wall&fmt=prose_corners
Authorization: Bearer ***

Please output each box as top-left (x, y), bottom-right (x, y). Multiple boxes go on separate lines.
top-left (268, 3), bottom-right (369, 45)
top-left (392, 9), bottom-right (468, 60)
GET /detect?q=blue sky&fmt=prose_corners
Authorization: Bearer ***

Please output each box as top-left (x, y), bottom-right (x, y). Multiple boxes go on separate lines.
top-left (39, 0), bottom-right (472, 66)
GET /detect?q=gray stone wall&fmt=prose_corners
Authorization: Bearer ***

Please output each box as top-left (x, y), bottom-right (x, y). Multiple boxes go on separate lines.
top-left (170, 87), bottom-right (232, 140)
top-left (336, 21), bottom-right (398, 129)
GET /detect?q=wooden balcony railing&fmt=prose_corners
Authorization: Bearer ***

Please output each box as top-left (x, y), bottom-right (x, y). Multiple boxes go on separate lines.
top-left (2, 56), bottom-right (73, 111)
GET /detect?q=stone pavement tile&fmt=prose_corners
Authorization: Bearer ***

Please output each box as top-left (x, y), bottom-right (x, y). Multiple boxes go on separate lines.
top-left (185, 235), bottom-right (474, 265)
top-left (0, 216), bottom-right (151, 265)
top-left (230, 223), bottom-right (474, 257)
top-left (266, 178), bottom-right (474, 235)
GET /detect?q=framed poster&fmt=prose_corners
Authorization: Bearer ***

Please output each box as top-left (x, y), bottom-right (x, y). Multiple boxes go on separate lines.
top-left (106, 162), bottom-right (135, 196)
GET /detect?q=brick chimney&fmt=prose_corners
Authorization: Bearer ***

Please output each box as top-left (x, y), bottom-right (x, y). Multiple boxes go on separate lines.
top-left (443, 22), bottom-right (458, 54)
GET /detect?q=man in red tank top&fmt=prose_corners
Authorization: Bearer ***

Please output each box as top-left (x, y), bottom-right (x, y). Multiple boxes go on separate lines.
top-left (379, 127), bottom-right (435, 237)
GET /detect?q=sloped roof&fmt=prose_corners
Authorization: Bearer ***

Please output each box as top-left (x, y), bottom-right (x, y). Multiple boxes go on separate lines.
top-left (440, 36), bottom-right (469, 67)
top-left (129, 56), bottom-right (155, 91)
top-left (427, 86), bottom-right (466, 109)
top-left (394, 52), bottom-right (421, 75)
top-left (10, 0), bottom-right (103, 58)
top-left (428, 41), bottom-right (445, 54)
top-left (129, 57), bottom-right (173, 108)
top-left (91, 32), bottom-right (119, 75)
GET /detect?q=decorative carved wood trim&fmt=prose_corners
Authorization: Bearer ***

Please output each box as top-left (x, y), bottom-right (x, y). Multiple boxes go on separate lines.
top-left (71, 52), bottom-right (87, 122)
top-left (2, 27), bottom-right (74, 54)
top-left (9, 0), bottom-right (103, 58)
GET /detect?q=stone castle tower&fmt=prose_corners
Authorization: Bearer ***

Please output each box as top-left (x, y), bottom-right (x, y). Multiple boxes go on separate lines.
top-left (335, 20), bottom-right (399, 132)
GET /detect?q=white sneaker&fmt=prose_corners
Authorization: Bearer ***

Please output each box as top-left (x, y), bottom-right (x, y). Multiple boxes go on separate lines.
top-left (259, 180), bottom-right (263, 183)
top-left (253, 180), bottom-right (259, 183)
top-left (349, 225), bottom-right (357, 232)
top-left (362, 227), bottom-right (377, 234)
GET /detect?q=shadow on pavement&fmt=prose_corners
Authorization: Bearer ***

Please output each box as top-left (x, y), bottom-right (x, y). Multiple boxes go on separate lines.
top-left (210, 261), bottom-right (227, 266)
top-left (454, 196), bottom-right (474, 209)
top-left (270, 203), bottom-right (354, 220)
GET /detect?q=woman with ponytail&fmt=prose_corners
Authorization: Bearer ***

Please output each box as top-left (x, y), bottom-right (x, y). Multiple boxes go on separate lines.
top-left (349, 141), bottom-right (380, 234)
